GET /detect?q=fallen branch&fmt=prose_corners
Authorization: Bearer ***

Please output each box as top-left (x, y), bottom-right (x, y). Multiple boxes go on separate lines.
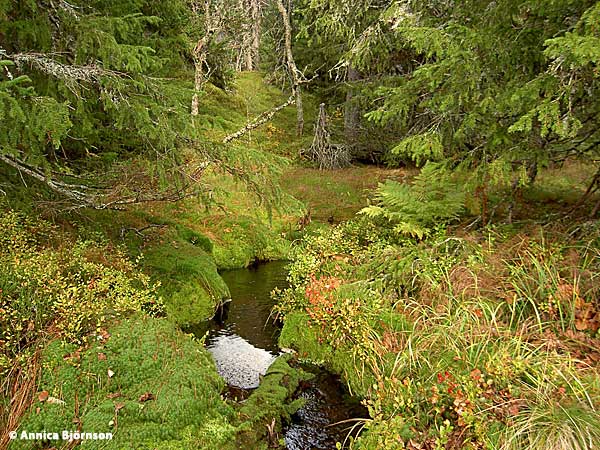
top-left (222, 93), bottom-right (295, 143)
top-left (0, 154), bottom-right (99, 206)
top-left (120, 224), bottom-right (168, 239)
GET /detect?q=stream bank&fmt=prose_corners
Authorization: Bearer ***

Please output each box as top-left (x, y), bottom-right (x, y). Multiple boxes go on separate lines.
top-left (189, 261), bottom-right (367, 449)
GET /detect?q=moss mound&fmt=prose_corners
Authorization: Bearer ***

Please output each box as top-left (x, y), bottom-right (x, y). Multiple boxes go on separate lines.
top-left (13, 316), bottom-right (236, 450)
top-left (236, 355), bottom-right (313, 448)
top-left (142, 225), bottom-right (230, 325)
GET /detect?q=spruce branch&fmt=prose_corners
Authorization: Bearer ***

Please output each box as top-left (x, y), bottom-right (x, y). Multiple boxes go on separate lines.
top-left (8, 52), bottom-right (129, 92)
top-left (0, 153), bottom-right (209, 211)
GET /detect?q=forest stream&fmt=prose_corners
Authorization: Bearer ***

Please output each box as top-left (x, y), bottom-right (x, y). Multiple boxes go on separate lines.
top-left (187, 261), bottom-right (366, 449)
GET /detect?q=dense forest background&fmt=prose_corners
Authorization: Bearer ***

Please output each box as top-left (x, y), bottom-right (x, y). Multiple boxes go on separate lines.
top-left (1, 0), bottom-right (599, 449)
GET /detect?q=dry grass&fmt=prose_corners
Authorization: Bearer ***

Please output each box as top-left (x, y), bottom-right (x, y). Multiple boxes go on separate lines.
top-left (281, 166), bottom-right (416, 222)
top-left (0, 350), bottom-right (41, 449)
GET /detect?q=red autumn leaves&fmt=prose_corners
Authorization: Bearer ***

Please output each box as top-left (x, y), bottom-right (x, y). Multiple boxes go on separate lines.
top-left (304, 274), bottom-right (341, 326)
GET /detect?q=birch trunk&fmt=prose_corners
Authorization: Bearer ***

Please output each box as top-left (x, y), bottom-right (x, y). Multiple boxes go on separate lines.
top-left (191, 40), bottom-right (207, 116)
top-left (250, 0), bottom-right (261, 70)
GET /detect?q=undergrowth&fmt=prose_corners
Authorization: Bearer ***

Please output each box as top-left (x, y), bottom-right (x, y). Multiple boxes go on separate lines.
top-left (12, 316), bottom-right (237, 449)
top-left (275, 218), bottom-right (600, 449)
top-left (0, 211), bottom-right (163, 376)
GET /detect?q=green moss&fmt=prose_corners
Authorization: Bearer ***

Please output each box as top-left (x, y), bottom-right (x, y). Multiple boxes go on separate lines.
top-left (278, 312), bottom-right (373, 399)
top-left (211, 216), bottom-right (291, 269)
top-left (236, 354), bottom-right (313, 448)
top-left (142, 227), bottom-right (229, 325)
top-left (13, 316), bottom-right (236, 450)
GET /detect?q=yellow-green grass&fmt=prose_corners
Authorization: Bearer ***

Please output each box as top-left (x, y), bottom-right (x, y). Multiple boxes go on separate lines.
top-left (280, 166), bottom-right (415, 223)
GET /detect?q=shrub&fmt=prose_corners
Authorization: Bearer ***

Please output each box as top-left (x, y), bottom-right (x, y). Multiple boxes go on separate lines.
top-left (276, 219), bottom-right (600, 449)
top-left (0, 211), bottom-right (163, 375)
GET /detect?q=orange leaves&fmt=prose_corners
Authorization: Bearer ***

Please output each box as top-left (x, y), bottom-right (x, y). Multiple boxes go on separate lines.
top-left (470, 369), bottom-right (482, 382)
top-left (304, 274), bottom-right (342, 325)
top-left (38, 390), bottom-right (49, 402)
top-left (574, 294), bottom-right (599, 332)
top-left (138, 392), bottom-right (154, 402)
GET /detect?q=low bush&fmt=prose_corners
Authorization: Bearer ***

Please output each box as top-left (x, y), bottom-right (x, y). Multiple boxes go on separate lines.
top-left (276, 219), bottom-right (600, 449)
top-left (0, 210), bottom-right (163, 375)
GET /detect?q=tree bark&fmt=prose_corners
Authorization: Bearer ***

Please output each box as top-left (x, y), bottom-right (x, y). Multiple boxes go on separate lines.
top-left (344, 65), bottom-right (361, 145)
top-left (190, 0), bottom-right (223, 116)
top-left (295, 84), bottom-right (304, 137)
top-left (276, 0), bottom-right (303, 136)
top-left (191, 40), bottom-right (207, 116)
top-left (250, 0), bottom-right (261, 70)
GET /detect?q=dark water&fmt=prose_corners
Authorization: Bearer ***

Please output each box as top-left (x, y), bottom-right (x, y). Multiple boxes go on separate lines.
top-left (188, 261), bottom-right (367, 449)
top-left (217, 260), bottom-right (287, 353)
top-left (285, 370), bottom-right (367, 450)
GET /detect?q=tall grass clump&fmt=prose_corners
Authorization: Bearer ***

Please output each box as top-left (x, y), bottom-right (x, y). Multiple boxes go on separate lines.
top-left (276, 220), bottom-right (600, 449)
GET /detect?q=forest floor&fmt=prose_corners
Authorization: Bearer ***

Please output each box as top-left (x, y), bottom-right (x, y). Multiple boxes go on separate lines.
top-left (2, 73), bottom-right (600, 450)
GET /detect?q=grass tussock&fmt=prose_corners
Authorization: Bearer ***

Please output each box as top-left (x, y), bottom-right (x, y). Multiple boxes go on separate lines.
top-left (276, 217), bottom-right (600, 449)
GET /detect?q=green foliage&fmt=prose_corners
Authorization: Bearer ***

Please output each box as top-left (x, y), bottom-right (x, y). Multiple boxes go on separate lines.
top-left (0, 1), bottom-right (283, 213)
top-left (276, 218), bottom-right (600, 448)
top-left (0, 210), bottom-right (162, 375)
top-left (211, 215), bottom-right (291, 269)
top-left (0, 62), bottom-right (71, 165)
top-left (389, 132), bottom-right (444, 166)
top-left (296, 0), bottom-right (600, 213)
top-left (14, 316), bottom-right (237, 450)
top-left (360, 163), bottom-right (464, 238)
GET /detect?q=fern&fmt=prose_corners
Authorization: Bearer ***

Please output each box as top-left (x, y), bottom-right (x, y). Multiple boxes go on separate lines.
top-left (390, 131), bottom-right (443, 166)
top-left (360, 162), bottom-right (464, 237)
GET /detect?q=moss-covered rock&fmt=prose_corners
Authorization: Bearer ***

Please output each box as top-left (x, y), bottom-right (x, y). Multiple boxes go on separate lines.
top-left (13, 316), bottom-right (236, 450)
top-left (236, 354), bottom-right (313, 449)
top-left (142, 226), bottom-right (230, 325)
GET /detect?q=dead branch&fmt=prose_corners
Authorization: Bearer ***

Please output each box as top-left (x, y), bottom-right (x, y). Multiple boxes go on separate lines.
top-left (0, 154), bottom-right (99, 205)
top-left (305, 103), bottom-right (351, 169)
top-left (567, 166), bottom-right (600, 217)
top-left (0, 153), bottom-right (208, 211)
top-left (8, 52), bottom-right (128, 91)
top-left (120, 224), bottom-right (168, 239)
top-left (276, 0), bottom-right (304, 136)
top-left (222, 93), bottom-right (295, 143)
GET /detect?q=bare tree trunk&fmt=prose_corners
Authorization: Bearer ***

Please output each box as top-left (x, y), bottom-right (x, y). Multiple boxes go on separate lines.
top-left (250, 0), bottom-right (261, 70)
top-left (344, 65), bottom-right (361, 145)
top-left (295, 85), bottom-right (304, 137)
top-left (191, 41), bottom-right (207, 116)
top-left (276, 0), bottom-right (303, 136)
top-left (190, 0), bottom-right (223, 116)
top-left (235, 0), bottom-right (246, 71)
top-left (244, 37), bottom-right (253, 71)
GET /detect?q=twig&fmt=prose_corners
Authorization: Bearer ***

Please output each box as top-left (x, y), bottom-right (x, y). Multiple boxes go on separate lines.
top-left (120, 224), bottom-right (168, 239)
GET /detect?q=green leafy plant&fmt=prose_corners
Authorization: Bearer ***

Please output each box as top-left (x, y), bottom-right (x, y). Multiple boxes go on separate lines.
top-left (360, 163), bottom-right (464, 238)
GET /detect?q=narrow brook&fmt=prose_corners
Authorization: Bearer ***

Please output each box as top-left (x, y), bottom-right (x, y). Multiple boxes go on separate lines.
top-left (187, 261), bottom-right (366, 449)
